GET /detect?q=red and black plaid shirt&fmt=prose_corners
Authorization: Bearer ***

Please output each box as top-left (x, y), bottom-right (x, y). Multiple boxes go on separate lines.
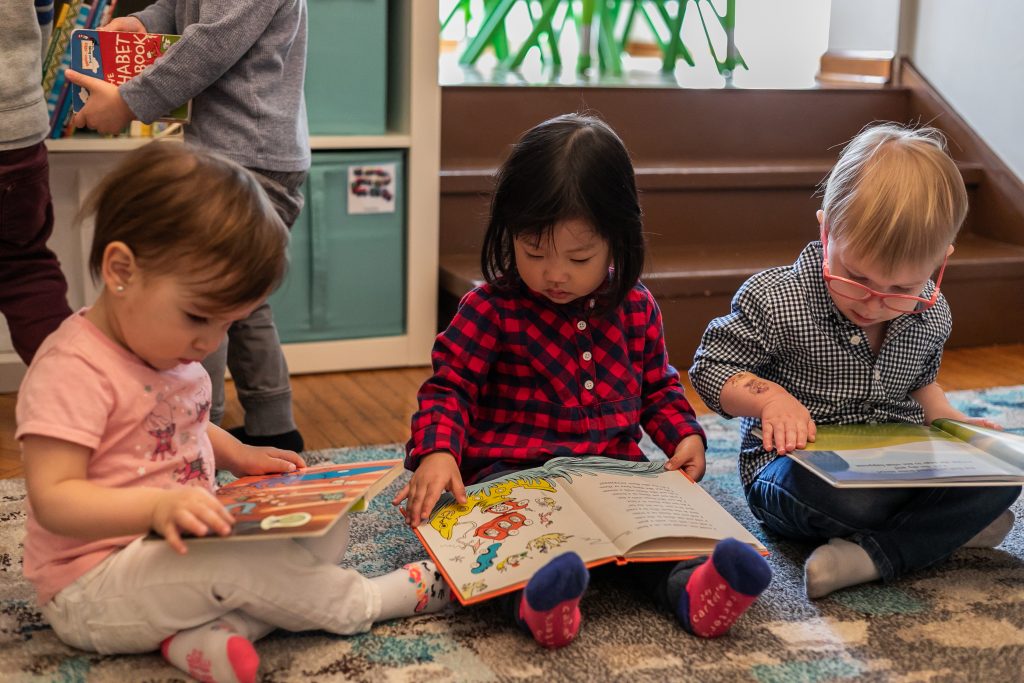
top-left (406, 281), bottom-right (705, 484)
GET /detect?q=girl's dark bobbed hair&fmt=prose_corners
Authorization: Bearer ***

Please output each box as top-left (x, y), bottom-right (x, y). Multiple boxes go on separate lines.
top-left (481, 113), bottom-right (644, 312)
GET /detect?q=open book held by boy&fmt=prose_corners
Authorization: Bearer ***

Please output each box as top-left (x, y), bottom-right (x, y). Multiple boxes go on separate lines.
top-left (784, 419), bottom-right (1024, 488)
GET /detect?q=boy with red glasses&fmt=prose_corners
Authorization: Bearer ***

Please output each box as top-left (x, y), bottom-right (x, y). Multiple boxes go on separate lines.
top-left (689, 123), bottom-right (1019, 598)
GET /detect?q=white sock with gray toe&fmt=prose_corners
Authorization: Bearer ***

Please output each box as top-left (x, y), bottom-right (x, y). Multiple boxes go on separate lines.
top-left (963, 510), bottom-right (1015, 548)
top-left (804, 538), bottom-right (881, 599)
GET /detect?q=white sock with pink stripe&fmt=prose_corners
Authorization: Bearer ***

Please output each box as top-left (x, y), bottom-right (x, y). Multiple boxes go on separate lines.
top-left (160, 619), bottom-right (259, 683)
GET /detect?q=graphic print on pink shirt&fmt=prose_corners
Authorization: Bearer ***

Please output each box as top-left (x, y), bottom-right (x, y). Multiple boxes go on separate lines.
top-left (144, 398), bottom-right (178, 460)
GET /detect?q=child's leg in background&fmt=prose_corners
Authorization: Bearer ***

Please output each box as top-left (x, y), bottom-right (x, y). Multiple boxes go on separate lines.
top-left (201, 169), bottom-right (307, 452)
top-left (0, 142), bottom-right (72, 365)
top-left (747, 456), bottom-right (1021, 598)
top-left (626, 539), bottom-right (771, 638)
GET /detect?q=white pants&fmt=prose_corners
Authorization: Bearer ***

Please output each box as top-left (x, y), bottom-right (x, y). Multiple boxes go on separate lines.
top-left (41, 518), bottom-right (381, 654)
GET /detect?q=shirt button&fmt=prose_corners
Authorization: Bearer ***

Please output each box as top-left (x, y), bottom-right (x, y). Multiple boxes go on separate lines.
top-left (850, 334), bottom-right (862, 345)
top-left (873, 369), bottom-right (882, 380)
top-left (582, 351), bottom-right (593, 362)
top-left (588, 298), bottom-right (596, 309)
top-left (584, 380), bottom-right (595, 390)
top-left (577, 321), bottom-right (587, 331)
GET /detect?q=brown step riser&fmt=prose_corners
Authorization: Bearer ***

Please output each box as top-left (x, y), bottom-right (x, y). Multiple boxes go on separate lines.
top-left (442, 87), bottom-right (913, 166)
top-left (440, 185), bottom-right (984, 254)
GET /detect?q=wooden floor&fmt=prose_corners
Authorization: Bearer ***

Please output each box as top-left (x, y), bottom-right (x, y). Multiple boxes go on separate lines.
top-left (3, 343), bottom-right (1024, 479)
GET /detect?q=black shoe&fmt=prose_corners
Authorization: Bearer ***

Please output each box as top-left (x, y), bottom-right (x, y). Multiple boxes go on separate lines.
top-left (228, 426), bottom-right (305, 453)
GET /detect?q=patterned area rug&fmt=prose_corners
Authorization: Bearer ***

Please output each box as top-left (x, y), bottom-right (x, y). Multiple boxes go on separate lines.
top-left (2, 386), bottom-right (1024, 682)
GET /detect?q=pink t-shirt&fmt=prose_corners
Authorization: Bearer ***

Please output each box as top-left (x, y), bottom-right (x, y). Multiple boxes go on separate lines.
top-left (16, 311), bottom-right (216, 604)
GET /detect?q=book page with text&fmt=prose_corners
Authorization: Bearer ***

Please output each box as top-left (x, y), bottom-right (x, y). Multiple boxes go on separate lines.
top-left (565, 466), bottom-right (764, 557)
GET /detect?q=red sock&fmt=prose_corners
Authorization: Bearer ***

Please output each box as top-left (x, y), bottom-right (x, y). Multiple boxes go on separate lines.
top-left (518, 593), bottom-right (584, 649)
top-left (678, 538), bottom-right (771, 638)
top-left (516, 551), bottom-right (589, 648)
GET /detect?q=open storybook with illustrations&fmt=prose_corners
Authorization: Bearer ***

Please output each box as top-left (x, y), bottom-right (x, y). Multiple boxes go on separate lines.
top-left (149, 459), bottom-right (403, 543)
top-left (69, 29), bottom-right (192, 122)
top-left (785, 419), bottom-right (1024, 488)
top-left (413, 457), bottom-right (767, 606)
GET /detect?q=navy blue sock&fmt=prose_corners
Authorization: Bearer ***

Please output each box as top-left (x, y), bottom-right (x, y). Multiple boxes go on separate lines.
top-left (515, 552), bottom-right (589, 648)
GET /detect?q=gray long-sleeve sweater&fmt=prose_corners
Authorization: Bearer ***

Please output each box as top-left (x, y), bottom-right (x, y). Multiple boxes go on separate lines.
top-left (121, 0), bottom-right (310, 172)
top-left (2, 1), bottom-right (52, 151)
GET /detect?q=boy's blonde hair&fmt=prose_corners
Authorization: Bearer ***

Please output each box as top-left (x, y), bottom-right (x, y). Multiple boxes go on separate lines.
top-left (821, 123), bottom-right (967, 273)
top-left (85, 143), bottom-right (290, 310)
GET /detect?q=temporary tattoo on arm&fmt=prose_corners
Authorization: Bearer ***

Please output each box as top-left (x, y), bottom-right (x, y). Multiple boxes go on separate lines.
top-left (727, 372), bottom-right (770, 395)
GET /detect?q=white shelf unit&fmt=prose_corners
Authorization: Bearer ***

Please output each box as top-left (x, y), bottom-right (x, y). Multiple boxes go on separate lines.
top-left (285, 0), bottom-right (440, 374)
top-left (0, 0), bottom-right (440, 390)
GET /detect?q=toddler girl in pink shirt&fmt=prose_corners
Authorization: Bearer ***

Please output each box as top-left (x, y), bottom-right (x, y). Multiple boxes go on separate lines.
top-left (17, 143), bottom-right (449, 683)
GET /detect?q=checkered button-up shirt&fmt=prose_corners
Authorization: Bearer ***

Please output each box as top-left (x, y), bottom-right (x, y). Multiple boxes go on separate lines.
top-left (689, 241), bottom-right (950, 489)
top-left (406, 281), bottom-right (705, 484)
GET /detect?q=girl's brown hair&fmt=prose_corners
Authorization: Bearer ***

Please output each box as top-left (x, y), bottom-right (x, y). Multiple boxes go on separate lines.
top-left (85, 142), bottom-right (289, 310)
top-left (821, 123), bottom-right (967, 273)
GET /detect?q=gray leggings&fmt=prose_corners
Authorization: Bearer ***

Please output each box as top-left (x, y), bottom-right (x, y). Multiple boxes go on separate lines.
top-left (201, 169), bottom-right (307, 433)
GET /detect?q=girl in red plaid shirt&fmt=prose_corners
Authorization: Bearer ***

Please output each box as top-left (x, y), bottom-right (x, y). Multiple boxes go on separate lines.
top-left (394, 114), bottom-right (771, 648)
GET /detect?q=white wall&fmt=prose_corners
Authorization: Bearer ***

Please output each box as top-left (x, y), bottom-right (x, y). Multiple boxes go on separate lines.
top-left (829, 0), bottom-right (900, 51)
top-left (906, 1), bottom-right (1024, 180)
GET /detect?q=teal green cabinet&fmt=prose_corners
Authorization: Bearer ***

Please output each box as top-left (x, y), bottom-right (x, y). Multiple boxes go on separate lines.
top-left (305, 0), bottom-right (388, 135)
top-left (270, 150), bottom-right (405, 342)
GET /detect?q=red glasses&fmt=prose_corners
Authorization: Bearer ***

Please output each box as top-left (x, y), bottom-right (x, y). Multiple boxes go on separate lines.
top-left (821, 236), bottom-right (948, 314)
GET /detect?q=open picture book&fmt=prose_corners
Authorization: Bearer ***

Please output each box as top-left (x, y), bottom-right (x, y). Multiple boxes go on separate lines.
top-left (786, 419), bottom-right (1024, 488)
top-left (157, 459), bottom-right (403, 543)
top-left (414, 457), bottom-right (767, 605)
top-left (69, 29), bottom-right (192, 122)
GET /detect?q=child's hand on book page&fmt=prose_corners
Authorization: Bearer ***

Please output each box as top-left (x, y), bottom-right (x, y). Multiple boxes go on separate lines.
top-left (223, 445), bottom-right (306, 478)
top-left (210, 424), bottom-right (305, 476)
top-left (912, 383), bottom-right (1001, 430)
top-left (151, 487), bottom-right (235, 555)
top-left (963, 417), bottom-right (1004, 431)
top-left (100, 16), bottom-right (145, 32)
top-left (64, 70), bottom-right (135, 135)
top-left (664, 433), bottom-right (707, 480)
top-left (947, 414), bottom-right (1004, 431)
top-left (392, 451), bottom-right (466, 527)
top-left (760, 394), bottom-right (816, 455)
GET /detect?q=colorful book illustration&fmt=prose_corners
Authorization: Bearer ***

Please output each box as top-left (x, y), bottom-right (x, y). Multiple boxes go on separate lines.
top-left (69, 29), bottom-right (191, 123)
top-left (414, 456), bottom-right (767, 605)
top-left (785, 419), bottom-right (1024, 488)
top-left (177, 459), bottom-right (403, 542)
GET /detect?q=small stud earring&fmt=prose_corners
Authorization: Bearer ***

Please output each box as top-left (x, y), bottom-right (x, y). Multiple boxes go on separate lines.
top-left (116, 285), bottom-right (125, 292)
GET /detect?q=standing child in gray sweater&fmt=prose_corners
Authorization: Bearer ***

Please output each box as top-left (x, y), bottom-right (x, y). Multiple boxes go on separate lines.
top-left (66, 0), bottom-right (309, 453)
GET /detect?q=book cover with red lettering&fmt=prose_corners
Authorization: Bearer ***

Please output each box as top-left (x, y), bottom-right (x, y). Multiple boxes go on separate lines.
top-left (69, 29), bottom-right (191, 123)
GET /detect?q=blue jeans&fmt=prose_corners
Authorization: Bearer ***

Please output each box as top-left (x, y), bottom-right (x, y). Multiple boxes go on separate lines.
top-left (746, 456), bottom-right (1020, 581)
